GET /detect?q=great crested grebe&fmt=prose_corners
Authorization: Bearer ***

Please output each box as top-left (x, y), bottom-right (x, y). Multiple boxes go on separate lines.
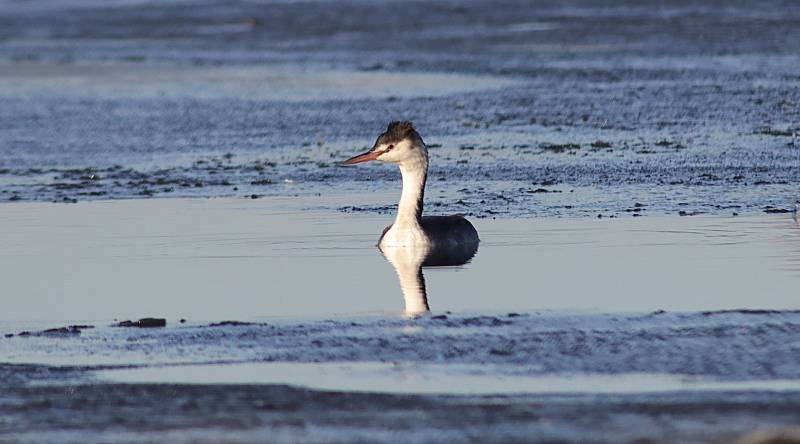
top-left (343, 121), bottom-right (480, 249)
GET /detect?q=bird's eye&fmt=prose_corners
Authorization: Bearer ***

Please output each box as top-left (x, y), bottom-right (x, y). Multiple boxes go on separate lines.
top-left (386, 144), bottom-right (394, 150)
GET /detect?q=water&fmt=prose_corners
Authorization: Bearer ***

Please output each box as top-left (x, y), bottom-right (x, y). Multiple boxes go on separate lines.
top-left (1, 198), bottom-right (798, 322)
top-left (1, 199), bottom-right (799, 385)
top-left (96, 362), bottom-right (800, 395)
top-left (3, 0), bottom-right (800, 442)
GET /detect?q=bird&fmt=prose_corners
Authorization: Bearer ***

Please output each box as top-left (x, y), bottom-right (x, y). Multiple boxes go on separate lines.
top-left (343, 121), bottom-right (480, 250)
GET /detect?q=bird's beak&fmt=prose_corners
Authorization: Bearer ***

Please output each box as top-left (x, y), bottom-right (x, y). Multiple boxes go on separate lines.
top-left (342, 147), bottom-right (381, 165)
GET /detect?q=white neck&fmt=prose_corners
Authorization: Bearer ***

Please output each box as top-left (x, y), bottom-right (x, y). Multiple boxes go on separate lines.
top-left (395, 156), bottom-right (428, 227)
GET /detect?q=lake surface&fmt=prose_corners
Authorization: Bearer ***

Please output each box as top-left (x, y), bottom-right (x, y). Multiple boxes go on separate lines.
top-left (1, 197), bottom-right (798, 323)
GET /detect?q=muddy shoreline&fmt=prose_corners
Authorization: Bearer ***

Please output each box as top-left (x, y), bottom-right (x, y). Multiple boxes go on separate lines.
top-left (3, 381), bottom-right (799, 444)
top-left (1, 0), bottom-right (798, 217)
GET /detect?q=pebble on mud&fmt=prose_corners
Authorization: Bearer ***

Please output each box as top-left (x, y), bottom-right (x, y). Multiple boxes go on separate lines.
top-left (764, 207), bottom-right (791, 214)
top-left (591, 140), bottom-right (612, 148)
top-left (7, 325), bottom-right (94, 337)
top-left (539, 143), bottom-right (581, 153)
top-left (114, 318), bottom-right (167, 328)
top-left (754, 126), bottom-right (795, 137)
top-left (208, 320), bottom-right (256, 327)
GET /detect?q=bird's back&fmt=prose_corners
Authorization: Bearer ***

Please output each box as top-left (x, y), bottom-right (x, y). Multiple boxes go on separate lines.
top-left (421, 215), bottom-right (478, 243)
top-left (421, 215), bottom-right (479, 265)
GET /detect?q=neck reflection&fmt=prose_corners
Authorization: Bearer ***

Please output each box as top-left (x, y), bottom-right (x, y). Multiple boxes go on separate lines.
top-left (379, 241), bottom-right (479, 316)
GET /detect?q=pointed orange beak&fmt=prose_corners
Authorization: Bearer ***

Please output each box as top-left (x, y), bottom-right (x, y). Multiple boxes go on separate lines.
top-left (342, 148), bottom-right (381, 165)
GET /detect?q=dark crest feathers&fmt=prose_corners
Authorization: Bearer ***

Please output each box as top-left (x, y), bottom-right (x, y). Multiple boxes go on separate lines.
top-left (376, 121), bottom-right (422, 146)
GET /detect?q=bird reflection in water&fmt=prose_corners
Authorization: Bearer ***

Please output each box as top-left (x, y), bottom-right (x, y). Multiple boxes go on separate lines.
top-left (379, 241), bottom-right (478, 315)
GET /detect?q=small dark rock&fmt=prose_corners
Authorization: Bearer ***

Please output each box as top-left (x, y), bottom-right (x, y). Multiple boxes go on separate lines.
top-left (461, 316), bottom-right (511, 327)
top-left (40, 327), bottom-right (81, 336)
top-left (114, 318), bottom-right (167, 328)
top-left (9, 324), bottom-right (94, 337)
top-left (489, 348), bottom-right (513, 356)
top-left (540, 142), bottom-right (580, 152)
top-left (754, 127), bottom-right (794, 137)
top-left (208, 320), bottom-right (255, 327)
top-left (701, 309), bottom-right (786, 316)
top-left (431, 315), bottom-right (448, 320)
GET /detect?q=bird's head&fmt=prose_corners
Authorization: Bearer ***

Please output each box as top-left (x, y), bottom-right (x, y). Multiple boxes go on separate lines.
top-left (343, 121), bottom-right (427, 166)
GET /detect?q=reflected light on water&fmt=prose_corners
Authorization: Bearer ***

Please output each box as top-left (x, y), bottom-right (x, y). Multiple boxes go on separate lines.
top-left (1, 197), bottom-right (799, 322)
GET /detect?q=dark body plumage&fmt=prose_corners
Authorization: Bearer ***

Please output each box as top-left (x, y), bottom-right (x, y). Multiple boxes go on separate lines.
top-left (380, 215), bottom-right (479, 265)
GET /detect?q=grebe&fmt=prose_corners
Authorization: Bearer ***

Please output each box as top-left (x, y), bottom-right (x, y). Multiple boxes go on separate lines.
top-left (343, 121), bottom-right (480, 249)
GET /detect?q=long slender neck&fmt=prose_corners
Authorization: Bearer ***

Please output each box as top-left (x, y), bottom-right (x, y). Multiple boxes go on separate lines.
top-left (395, 156), bottom-right (428, 226)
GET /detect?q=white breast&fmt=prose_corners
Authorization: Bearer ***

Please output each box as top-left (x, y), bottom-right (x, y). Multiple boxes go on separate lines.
top-left (379, 223), bottom-right (430, 247)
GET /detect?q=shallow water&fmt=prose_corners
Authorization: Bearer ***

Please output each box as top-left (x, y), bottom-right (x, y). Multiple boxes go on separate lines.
top-left (1, 198), bottom-right (798, 322)
top-left (1, 198), bottom-right (799, 377)
top-left (2, 200), bottom-right (800, 442)
top-left (3, 0), bottom-right (800, 441)
top-left (96, 362), bottom-right (800, 395)
top-left (0, 62), bottom-right (512, 102)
